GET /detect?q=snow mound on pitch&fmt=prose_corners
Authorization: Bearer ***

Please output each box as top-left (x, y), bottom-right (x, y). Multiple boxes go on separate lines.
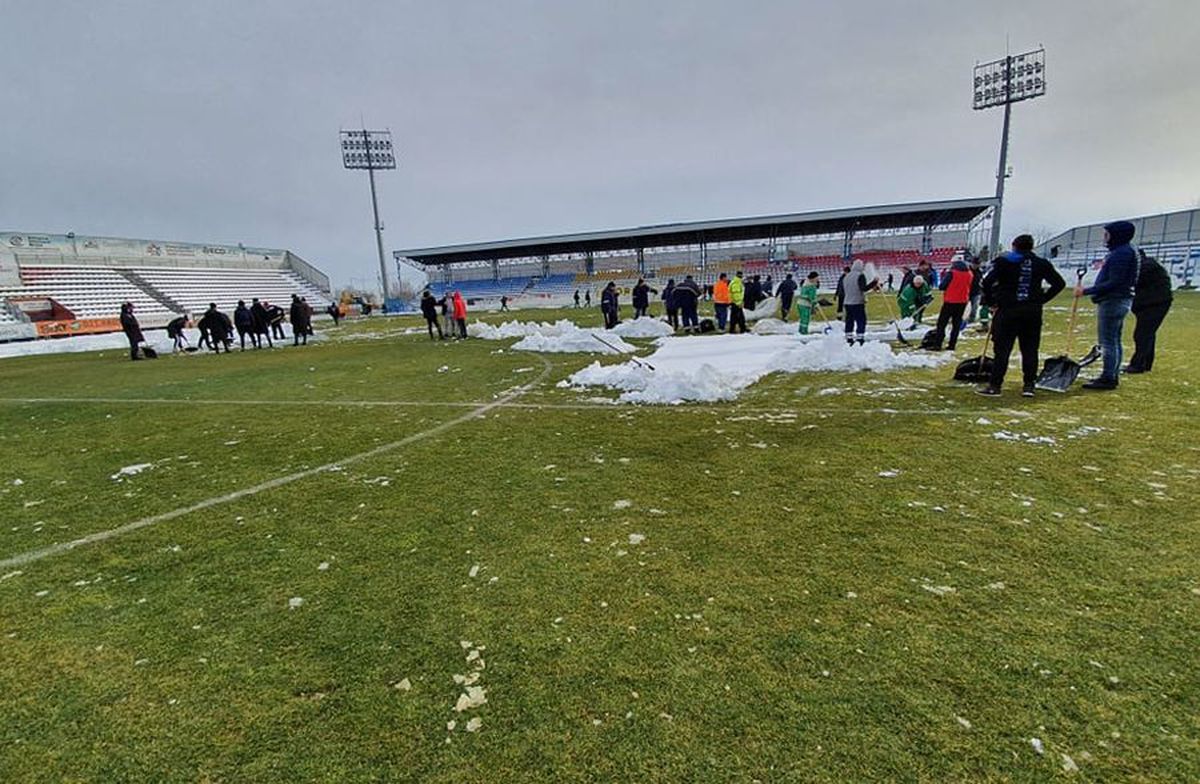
top-left (511, 331), bottom-right (636, 354)
top-left (753, 318), bottom-right (932, 342)
top-left (610, 318), bottom-right (675, 338)
top-left (562, 333), bottom-right (952, 404)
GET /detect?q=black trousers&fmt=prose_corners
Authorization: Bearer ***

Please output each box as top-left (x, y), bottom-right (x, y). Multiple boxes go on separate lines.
top-left (729, 305), bottom-right (747, 334)
top-left (634, 305), bottom-right (648, 318)
top-left (1128, 302), bottom-right (1170, 371)
top-left (779, 294), bottom-right (793, 321)
top-left (603, 308), bottom-right (617, 329)
top-left (127, 335), bottom-right (139, 360)
top-left (455, 317), bottom-right (467, 338)
top-left (935, 302), bottom-right (967, 349)
top-left (425, 316), bottom-right (443, 339)
top-left (666, 308), bottom-right (679, 329)
top-left (680, 301), bottom-right (698, 329)
top-left (989, 307), bottom-right (1042, 387)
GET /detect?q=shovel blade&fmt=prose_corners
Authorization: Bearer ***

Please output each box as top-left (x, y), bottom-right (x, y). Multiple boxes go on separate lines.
top-left (1035, 355), bottom-right (1081, 392)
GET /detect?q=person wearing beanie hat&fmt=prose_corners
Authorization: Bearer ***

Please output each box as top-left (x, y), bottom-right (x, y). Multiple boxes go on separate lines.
top-left (977, 234), bottom-right (1066, 397)
top-left (1075, 220), bottom-right (1139, 389)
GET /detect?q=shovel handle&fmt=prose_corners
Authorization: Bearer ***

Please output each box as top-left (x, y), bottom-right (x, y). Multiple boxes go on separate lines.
top-left (1065, 268), bottom-right (1085, 356)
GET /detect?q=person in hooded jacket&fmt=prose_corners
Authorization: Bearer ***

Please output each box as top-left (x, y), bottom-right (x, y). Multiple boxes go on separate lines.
top-left (452, 290), bottom-right (468, 338)
top-left (166, 313), bottom-right (191, 353)
top-left (199, 303), bottom-right (232, 353)
top-left (977, 234), bottom-right (1065, 397)
top-left (234, 301), bottom-right (256, 350)
top-left (841, 259), bottom-right (878, 344)
top-left (776, 273), bottom-right (797, 322)
top-left (600, 282), bottom-right (619, 329)
top-left (119, 302), bottom-right (144, 361)
top-left (931, 259), bottom-right (973, 350)
top-left (1125, 252), bottom-right (1172, 374)
top-left (673, 275), bottom-right (702, 331)
top-left (661, 279), bottom-right (678, 330)
top-left (728, 271), bottom-right (747, 334)
top-left (1075, 220), bottom-right (1140, 390)
top-left (420, 289), bottom-right (443, 339)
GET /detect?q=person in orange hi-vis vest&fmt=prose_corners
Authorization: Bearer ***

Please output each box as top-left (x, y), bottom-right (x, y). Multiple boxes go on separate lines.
top-left (713, 273), bottom-right (731, 332)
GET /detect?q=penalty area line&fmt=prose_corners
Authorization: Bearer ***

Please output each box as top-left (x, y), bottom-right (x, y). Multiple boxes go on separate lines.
top-left (0, 358), bottom-right (553, 571)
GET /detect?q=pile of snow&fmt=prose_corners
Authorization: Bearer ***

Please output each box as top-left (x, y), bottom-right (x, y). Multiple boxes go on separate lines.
top-left (0, 324), bottom-right (314, 360)
top-left (511, 331), bottom-right (635, 354)
top-left (468, 317), bottom-right (657, 353)
top-left (561, 333), bottom-right (953, 404)
top-left (752, 318), bottom-right (931, 342)
top-left (610, 318), bottom-right (675, 338)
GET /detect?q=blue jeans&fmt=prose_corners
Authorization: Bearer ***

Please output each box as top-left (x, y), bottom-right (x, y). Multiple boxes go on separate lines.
top-left (1096, 297), bottom-right (1132, 382)
top-left (714, 303), bottom-right (728, 330)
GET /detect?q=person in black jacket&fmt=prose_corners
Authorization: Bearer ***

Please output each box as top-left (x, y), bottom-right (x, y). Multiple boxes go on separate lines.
top-left (1125, 253), bottom-right (1173, 374)
top-left (600, 282), bottom-right (619, 329)
top-left (420, 289), bottom-right (443, 339)
top-left (673, 275), bottom-right (702, 331)
top-left (834, 265), bottom-right (850, 315)
top-left (977, 235), bottom-right (1066, 397)
top-left (631, 279), bottom-right (654, 319)
top-left (199, 303), bottom-right (232, 354)
top-left (744, 275), bottom-right (763, 312)
top-left (250, 298), bottom-right (274, 348)
top-left (290, 294), bottom-right (310, 346)
top-left (166, 313), bottom-right (190, 353)
top-left (661, 279), bottom-right (678, 330)
top-left (326, 302), bottom-right (341, 326)
top-left (776, 273), bottom-right (797, 322)
top-left (119, 302), bottom-right (143, 361)
top-left (234, 301), bottom-right (256, 350)
top-left (267, 303), bottom-right (286, 340)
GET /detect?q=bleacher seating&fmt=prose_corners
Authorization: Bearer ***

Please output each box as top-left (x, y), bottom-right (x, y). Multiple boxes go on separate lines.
top-left (431, 277), bottom-right (532, 300)
top-left (2, 266), bottom-right (172, 320)
top-left (130, 266), bottom-right (332, 316)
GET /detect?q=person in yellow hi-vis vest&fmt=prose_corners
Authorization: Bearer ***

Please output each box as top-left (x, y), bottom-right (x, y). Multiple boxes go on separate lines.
top-left (728, 271), bottom-right (746, 333)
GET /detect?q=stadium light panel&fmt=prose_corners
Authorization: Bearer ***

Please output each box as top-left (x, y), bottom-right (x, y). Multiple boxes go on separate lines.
top-left (973, 48), bottom-right (1045, 110)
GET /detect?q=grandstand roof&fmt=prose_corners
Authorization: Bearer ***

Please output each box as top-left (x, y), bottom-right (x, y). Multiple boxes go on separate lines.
top-left (396, 197), bottom-right (997, 266)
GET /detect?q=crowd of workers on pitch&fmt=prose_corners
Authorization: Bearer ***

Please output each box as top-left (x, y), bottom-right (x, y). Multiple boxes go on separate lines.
top-left (118, 294), bottom-right (341, 360)
top-left (405, 220), bottom-right (1171, 397)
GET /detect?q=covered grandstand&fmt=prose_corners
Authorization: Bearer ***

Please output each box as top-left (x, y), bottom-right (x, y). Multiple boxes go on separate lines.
top-left (0, 232), bottom-right (333, 342)
top-left (1038, 206), bottom-right (1199, 287)
top-left (395, 197), bottom-right (997, 307)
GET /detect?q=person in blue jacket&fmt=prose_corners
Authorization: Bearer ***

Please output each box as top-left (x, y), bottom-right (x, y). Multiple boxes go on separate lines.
top-left (1075, 220), bottom-right (1139, 390)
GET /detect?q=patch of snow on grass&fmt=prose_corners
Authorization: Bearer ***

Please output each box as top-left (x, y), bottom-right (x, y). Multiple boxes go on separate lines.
top-left (110, 463), bottom-right (154, 481)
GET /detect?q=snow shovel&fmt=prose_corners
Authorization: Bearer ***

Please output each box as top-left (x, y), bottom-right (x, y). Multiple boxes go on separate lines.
top-left (592, 333), bottom-right (655, 371)
top-left (876, 291), bottom-right (912, 347)
top-left (813, 303), bottom-right (835, 335)
top-left (1035, 270), bottom-right (1089, 392)
top-left (953, 318), bottom-right (994, 382)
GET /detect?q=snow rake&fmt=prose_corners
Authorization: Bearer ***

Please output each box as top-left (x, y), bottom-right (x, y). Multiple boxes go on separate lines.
top-left (1035, 270), bottom-right (1093, 392)
top-left (592, 333), bottom-right (655, 371)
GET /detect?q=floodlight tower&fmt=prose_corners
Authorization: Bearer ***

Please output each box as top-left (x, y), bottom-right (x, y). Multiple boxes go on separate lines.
top-left (973, 47), bottom-right (1045, 257)
top-left (340, 128), bottom-right (396, 301)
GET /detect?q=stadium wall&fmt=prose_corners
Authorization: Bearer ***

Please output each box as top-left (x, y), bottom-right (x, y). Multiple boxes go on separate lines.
top-left (0, 231), bottom-right (290, 271)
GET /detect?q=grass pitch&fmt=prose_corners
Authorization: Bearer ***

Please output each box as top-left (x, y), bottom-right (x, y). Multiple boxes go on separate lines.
top-left (1, 296), bottom-right (1198, 782)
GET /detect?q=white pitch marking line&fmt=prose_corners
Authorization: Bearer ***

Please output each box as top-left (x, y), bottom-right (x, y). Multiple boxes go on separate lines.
top-left (0, 395), bottom-right (1043, 418)
top-left (0, 358), bottom-right (554, 570)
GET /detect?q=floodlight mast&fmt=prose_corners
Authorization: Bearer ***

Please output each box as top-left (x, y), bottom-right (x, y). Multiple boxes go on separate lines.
top-left (973, 48), bottom-right (1045, 258)
top-left (340, 128), bottom-right (396, 302)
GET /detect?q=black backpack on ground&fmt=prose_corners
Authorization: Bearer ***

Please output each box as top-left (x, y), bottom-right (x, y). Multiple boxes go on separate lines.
top-left (920, 330), bottom-right (943, 351)
top-left (699, 318), bottom-right (716, 334)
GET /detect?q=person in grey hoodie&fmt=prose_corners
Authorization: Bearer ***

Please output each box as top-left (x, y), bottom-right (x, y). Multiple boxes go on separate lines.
top-left (1075, 220), bottom-right (1139, 390)
top-left (841, 259), bottom-right (877, 345)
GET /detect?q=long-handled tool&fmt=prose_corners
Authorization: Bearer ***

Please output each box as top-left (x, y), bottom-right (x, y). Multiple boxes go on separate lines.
top-left (1035, 270), bottom-right (1090, 392)
top-left (876, 290), bottom-right (912, 347)
top-left (813, 302), bottom-right (835, 335)
top-left (953, 315), bottom-right (995, 382)
top-left (592, 333), bottom-right (655, 371)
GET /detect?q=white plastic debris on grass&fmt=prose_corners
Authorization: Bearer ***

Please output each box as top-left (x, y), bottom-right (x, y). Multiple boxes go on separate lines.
top-left (111, 463), bottom-right (154, 481)
top-left (562, 333), bottom-right (953, 404)
top-left (454, 685), bottom-right (488, 712)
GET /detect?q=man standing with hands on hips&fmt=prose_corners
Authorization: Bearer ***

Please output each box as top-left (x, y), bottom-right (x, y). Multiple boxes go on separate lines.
top-left (1076, 220), bottom-right (1139, 390)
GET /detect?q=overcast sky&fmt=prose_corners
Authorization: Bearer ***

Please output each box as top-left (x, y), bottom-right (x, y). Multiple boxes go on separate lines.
top-left (2, 0), bottom-right (1197, 289)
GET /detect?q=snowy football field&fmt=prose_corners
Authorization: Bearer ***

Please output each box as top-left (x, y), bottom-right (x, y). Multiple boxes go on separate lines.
top-left (1, 297), bottom-right (1198, 782)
